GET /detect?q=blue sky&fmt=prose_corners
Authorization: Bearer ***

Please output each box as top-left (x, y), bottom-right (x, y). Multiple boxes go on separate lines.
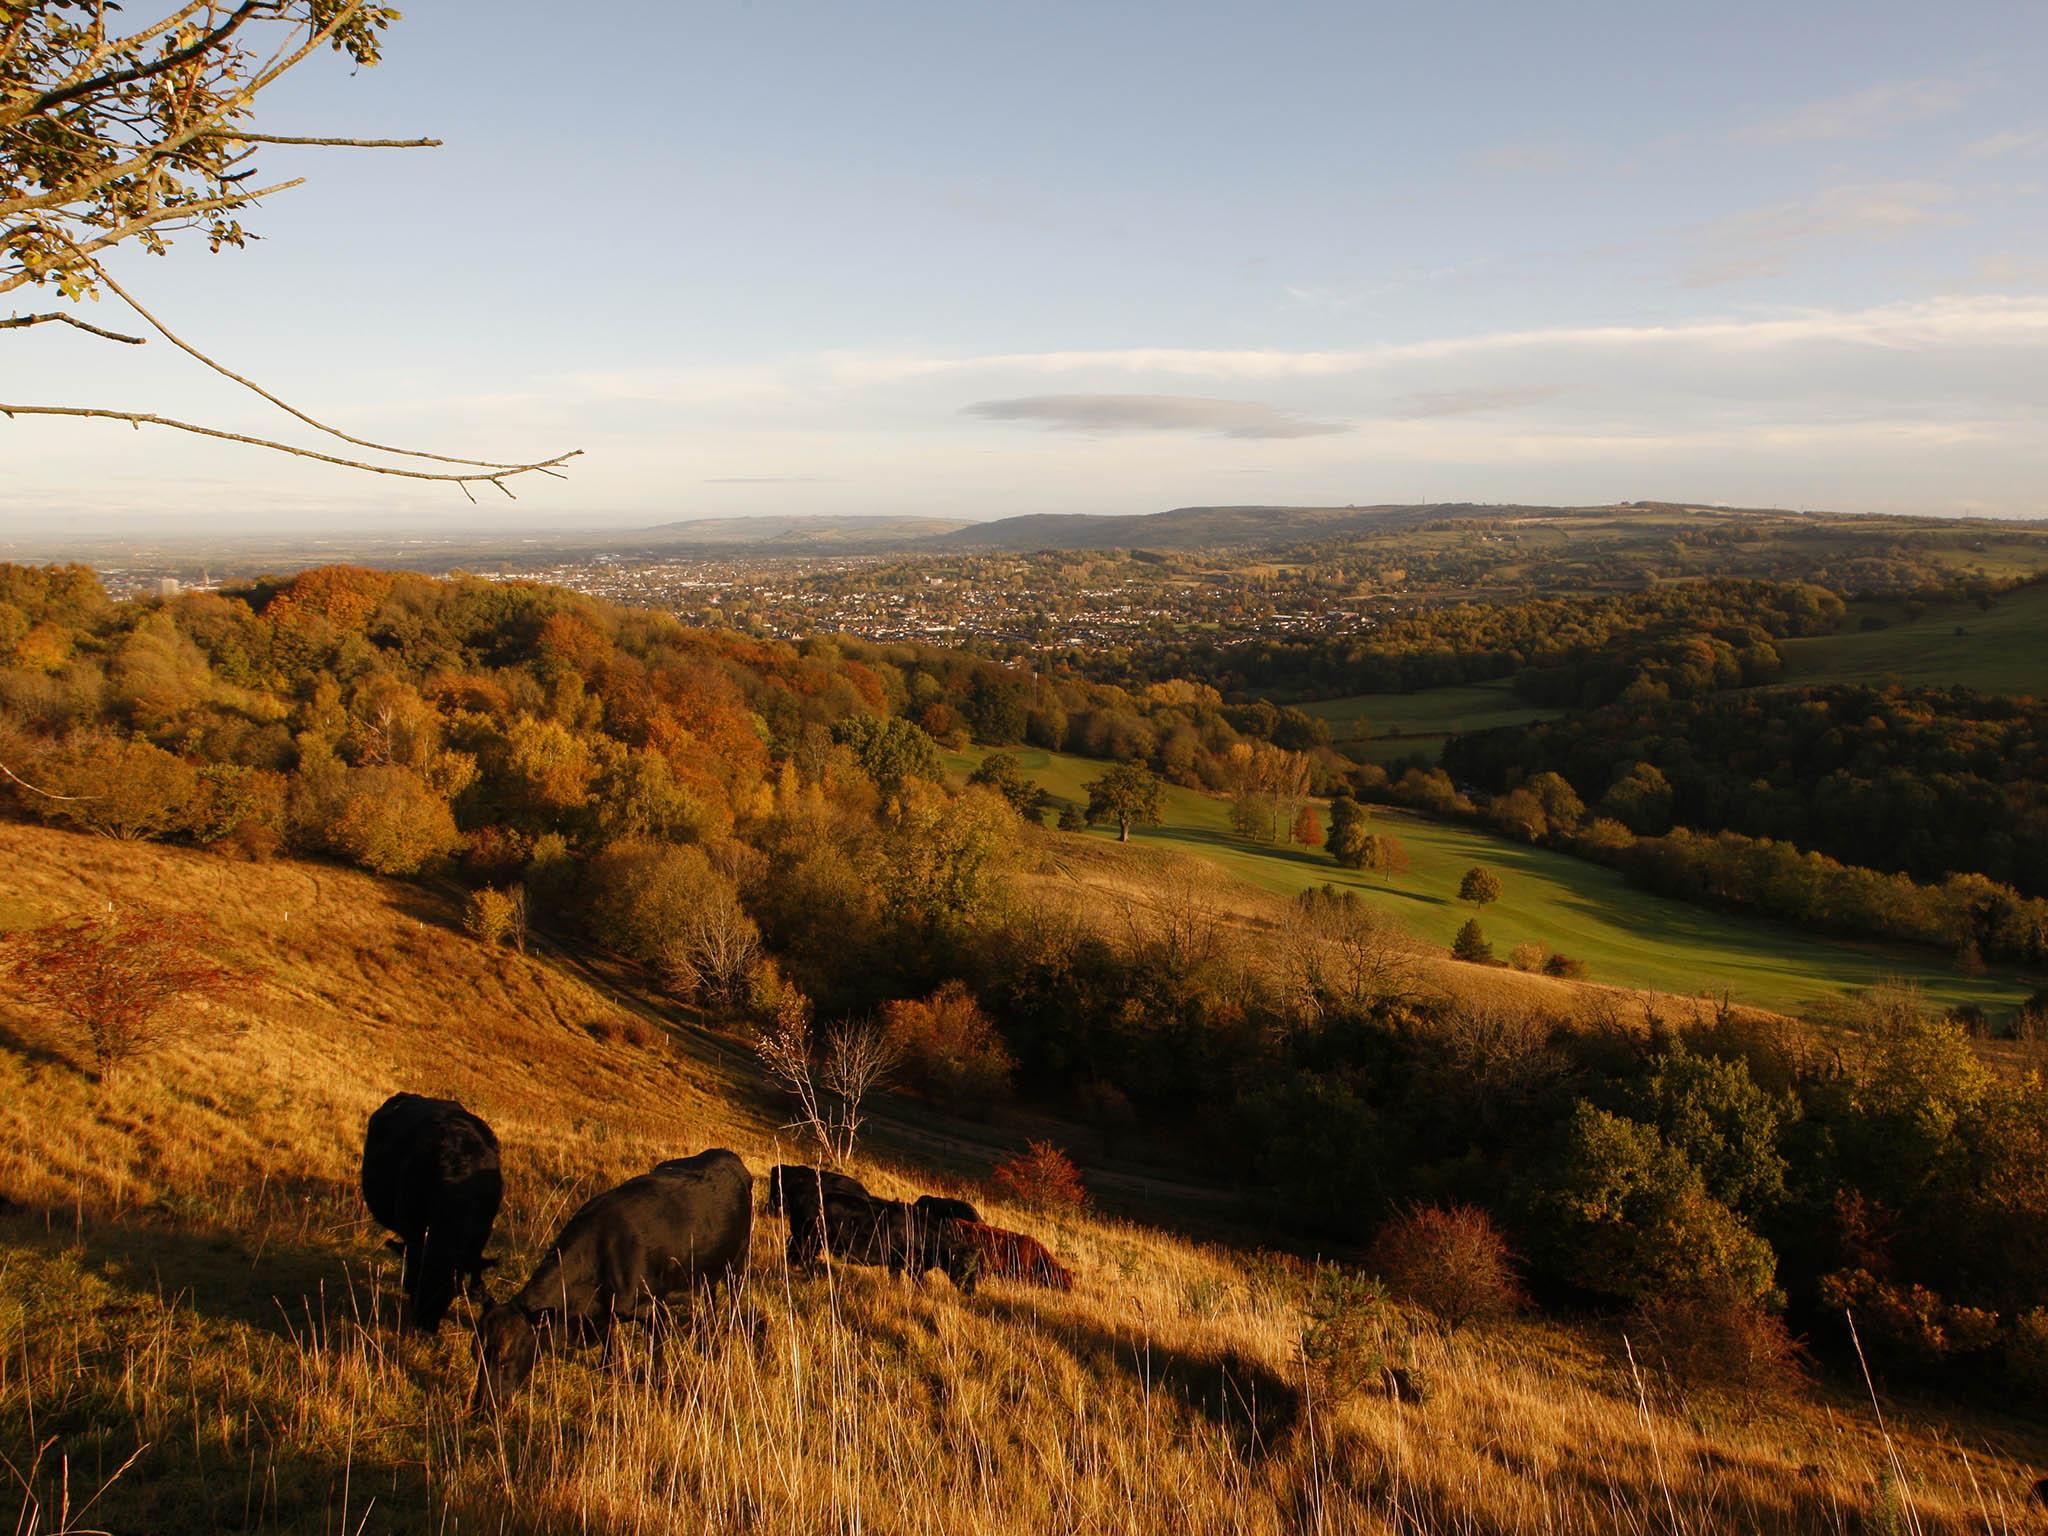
top-left (5, 0), bottom-right (2047, 533)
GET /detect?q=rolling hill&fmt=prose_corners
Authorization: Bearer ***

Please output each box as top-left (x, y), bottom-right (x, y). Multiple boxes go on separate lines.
top-left (3, 823), bottom-right (2044, 1533)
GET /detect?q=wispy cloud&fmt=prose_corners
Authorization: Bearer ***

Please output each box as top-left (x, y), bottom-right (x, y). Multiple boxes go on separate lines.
top-left (1736, 78), bottom-right (1965, 144)
top-left (1391, 386), bottom-right (1564, 418)
top-left (1964, 128), bottom-right (2048, 160)
top-left (964, 394), bottom-right (1348, 439)
top-left (1471, 141), bottom-right (1579, 174)
top-left (851, 294), bottom-right (2048, 385)
top-left (1681, 182), bottom-right (1960, 285)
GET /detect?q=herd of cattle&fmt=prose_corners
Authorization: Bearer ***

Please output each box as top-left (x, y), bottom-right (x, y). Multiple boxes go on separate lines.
top-left (361, 1092), bottom-right (1074, 1410)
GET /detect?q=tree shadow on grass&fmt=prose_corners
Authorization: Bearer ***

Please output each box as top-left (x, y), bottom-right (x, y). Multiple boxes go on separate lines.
top-left (977, 1291), bottom-right (1301, 1461)
top-left (0, 1201), bottom-right (393, 1339)
top-left (0, 1209), bottom-right (444, 1535)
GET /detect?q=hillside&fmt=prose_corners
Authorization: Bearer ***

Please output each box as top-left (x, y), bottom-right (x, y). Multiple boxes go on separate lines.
top-left (4, 823), bottom-right (2045, 1534)
top-left (949, 746), bottom-right (2039, 1017)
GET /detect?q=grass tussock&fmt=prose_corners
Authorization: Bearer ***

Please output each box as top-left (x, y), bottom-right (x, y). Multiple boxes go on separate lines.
top-left (1, 822), bottom-right (2044, 1534)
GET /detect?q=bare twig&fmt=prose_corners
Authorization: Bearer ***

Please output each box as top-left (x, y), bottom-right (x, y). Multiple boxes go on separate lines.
top-left (0, 311), bottom-right (146, 344)
top-left (0, 761), bottom-right (98, 801)
top-left (0, 403), bottom-right (580, 491)
top-left (194, 132), bottom-right (443, 148)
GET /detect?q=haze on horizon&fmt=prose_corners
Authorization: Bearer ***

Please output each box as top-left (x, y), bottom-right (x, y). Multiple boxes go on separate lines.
top-left (4, 0), bottom-right (2046, 538)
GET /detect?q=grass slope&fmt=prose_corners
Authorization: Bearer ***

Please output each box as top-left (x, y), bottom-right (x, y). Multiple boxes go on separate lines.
top-left (1778, 582), bottom-right (2048, 695)
top-left (1297, 681), bottom-right (1561, 762)
top-left (2, 825), bottom-right (2045, 1532)
top-left (956, 747), bottom-right (2038, 1016)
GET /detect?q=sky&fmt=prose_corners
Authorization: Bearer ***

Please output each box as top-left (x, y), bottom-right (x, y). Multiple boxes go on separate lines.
top-left (5, 0), bottom-right (2047, 536)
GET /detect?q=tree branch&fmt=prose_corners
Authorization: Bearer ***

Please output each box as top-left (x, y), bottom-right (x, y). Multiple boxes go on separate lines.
top-left (0, 311), bottom-right (146, 344)
top-left (39, 233), bottom-right (572, 472)
top-left (0, 403), bottom-right (581, 492)
top-left (0, 761), bottom-right (97, 801)
top-left (194, 132), bottom-right (443, 148)
top-left (14, 2), bottom-right (276, 121)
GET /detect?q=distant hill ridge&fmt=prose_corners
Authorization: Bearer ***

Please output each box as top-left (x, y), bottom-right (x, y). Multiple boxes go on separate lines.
top-left (640, 501), bottom-right (1823, 554)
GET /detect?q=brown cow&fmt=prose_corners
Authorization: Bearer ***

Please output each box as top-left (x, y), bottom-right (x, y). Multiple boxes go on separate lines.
top-left (950, 1220), bottom-right (1073, 1291)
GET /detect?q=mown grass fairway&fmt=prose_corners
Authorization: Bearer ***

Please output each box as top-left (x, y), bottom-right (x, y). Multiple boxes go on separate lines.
top-left (1297, 681), bottom-right (1561, 762)
top-left (954, 747), bottom-right (2040, 1017)
top-left (1778, 581), bottom-right (2048, 695)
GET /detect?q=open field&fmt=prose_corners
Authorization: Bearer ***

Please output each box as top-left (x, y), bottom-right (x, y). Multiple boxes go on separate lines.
top-left (2, 823), bottom-right (2045, 1534)
top-left (1297, 680), bottom-right (1561, 762)
top-left (952, 747), bottom-right (2041, 1018)
top-left (1778, 581), bottom-right (2048, 695)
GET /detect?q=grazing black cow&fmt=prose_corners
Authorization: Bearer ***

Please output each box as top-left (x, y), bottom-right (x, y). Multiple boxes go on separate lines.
top-left (361, 1092), bottom-right (503, 1332)
top-left (473, 1149), bottom-right (752, 1412)
top-left (817, 1190), bottom-right (980, 1293)
top-left (764, 1163), bottom-right (869, 1216)
top-left (769, 1164), bottom-right (872, 1269)
top-left (913, 1194), bottom-right (982, 1225)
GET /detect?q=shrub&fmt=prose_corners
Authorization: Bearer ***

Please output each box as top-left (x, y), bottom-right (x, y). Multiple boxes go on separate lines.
top-left (326, 766), bottom-right (460, 875)
top-left (36, 732), bottom-right (198, 841)
top-left (1510, 941), bottom-right (1547, 972)
top-left (2007, 1308), bottom-right (2048, 1397)
top-left (463, 886), bottom-right (523, 949)
top-left (1299, 1263), bottom-right (1392, 1399)
top-left (583, 838), bottom-right (741, 967)
top-left (1542, 952), bottom-right (1589, 979)
top-left (1546, 1102), bottom-right (1779, 1304)
top-left (1452, 919), bottom-right (1494, 963)
top-left (3, 908), bottom-right (244, 1082)
top-left (1369, 1204), bottom-right (1526, 1330)
top-left (993, 1140), bottom-right (1088, 1212)
top-left (881, 981), bottom-right (1015, 1105)
top-left (1632, 1281), bottom-right (1810, 1411)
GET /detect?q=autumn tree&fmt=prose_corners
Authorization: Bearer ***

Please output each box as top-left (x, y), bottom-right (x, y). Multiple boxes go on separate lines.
top-left (3, 2), bottom-right (573, 493)
top-left (1290, 802), bottom-right (1323, 849)
top-left (1359, 835), bottom-right (1409, 884)
top-left (1458, 866), bottom-right (1502, 911)
top-left (1084, 760), bottom-right (1162, 842)
top-left (4, 907), bottom-right (243, 1081)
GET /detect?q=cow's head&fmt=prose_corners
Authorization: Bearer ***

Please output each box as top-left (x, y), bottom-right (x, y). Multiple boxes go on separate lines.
top-left (471, 1304), bottom-right (541, 1416)
top-left (938, 1230), bottom-right (982, 1297)
top-left (407, 1253), bottom-right (463, 1333)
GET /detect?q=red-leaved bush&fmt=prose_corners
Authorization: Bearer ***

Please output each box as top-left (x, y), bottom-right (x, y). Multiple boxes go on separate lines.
top-left (992, 1140), bottom-right (1088, 1212)
top-left (1369, 1203), bottom-right (1525, 1330)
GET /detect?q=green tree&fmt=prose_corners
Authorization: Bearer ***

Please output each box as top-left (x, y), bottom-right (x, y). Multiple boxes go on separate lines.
top-left (1600, 761), bottom-right (1675, 835)
top-left (969, 751), bottom-right (1040, 815)
top-left (1326, 793), bottom-right (1371, 868)
top-left (1084, 761), bottom-right (1163, 842)
top-left (1546, 1102), bottom-right (1778, 1304)
top-left (1056, 802), bottom-right (1086, 832)
top-left (834, 713), bottom-right (943, 791)
top-left (1458, 866), bottom-right (1503, 910)
top-left (1452, 918), bottom-right (1494, 963)
top-left (1625, 1041), bottom-right (1789, 1217)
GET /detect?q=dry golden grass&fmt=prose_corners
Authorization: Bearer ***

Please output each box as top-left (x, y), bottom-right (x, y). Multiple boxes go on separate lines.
top-left (1, 823), bottom-right (2043, 1534)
